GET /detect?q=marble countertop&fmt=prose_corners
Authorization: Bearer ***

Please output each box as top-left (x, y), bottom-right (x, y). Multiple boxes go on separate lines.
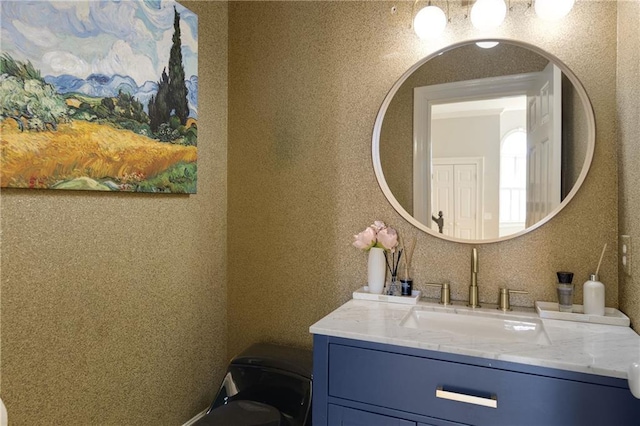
top-left (309, 299), bottom-right (640, 380)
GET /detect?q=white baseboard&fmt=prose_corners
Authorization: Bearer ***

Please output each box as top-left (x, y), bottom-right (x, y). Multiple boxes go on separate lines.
top-left (183, 408), bottom-right (208, 426)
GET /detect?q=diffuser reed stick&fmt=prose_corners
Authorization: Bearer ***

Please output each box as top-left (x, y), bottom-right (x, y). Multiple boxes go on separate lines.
top-left (384, 248), bottom-right (403, 276)
top-left (595, 243), bottom-right (608, 277)
top-left (403, 236), bottom-right (417, 278)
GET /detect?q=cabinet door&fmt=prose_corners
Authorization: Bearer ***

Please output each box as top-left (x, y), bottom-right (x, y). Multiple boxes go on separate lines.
top-left (328, 404), bottom-right (415, 426)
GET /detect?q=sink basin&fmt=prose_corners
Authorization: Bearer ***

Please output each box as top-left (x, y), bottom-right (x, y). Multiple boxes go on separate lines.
top-left (399, 307), bottom-right (550, 346)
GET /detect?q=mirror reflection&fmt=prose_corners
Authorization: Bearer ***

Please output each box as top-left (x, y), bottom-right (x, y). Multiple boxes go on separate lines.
top-left (375, 40), bottom-right (594, 243)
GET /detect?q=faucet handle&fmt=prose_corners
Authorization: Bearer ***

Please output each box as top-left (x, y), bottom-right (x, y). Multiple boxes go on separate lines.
top-left (424, 282), bottom-right (451, 306)
top-left (498, 288), bottom-right (528, 312)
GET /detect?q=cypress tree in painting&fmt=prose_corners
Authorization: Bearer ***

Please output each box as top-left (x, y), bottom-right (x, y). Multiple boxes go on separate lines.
top-left (168, 6), bottom-right (189, 125)
top-left (149, 68), bottom-right (171, 133)
top-left (148, 5), bottom-right (189, 136)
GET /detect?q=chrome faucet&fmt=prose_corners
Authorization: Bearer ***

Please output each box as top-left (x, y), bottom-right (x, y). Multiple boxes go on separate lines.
top-left (468, 247), bottom-right (480, 308)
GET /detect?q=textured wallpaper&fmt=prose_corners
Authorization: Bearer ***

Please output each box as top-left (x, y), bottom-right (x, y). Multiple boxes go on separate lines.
top-left (618, 1), bottom-right (640, 328)
top-left (227, 0), bottom-right (619, 356)
top-left (1, 2), bottom-right (632, 424)
top-left (0, 2), bottom-right (228, 424)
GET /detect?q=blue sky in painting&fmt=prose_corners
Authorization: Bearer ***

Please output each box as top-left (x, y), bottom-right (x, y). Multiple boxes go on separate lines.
top-left (0, 0), bottom-right (198, 86)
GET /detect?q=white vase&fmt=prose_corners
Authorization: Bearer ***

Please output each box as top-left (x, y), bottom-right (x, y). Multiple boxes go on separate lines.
top-left (367, 247), bottom-right (386, 294)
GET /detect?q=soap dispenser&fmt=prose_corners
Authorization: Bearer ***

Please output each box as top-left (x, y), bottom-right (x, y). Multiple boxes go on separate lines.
top-left (583, 273), bottom-right (605, 316)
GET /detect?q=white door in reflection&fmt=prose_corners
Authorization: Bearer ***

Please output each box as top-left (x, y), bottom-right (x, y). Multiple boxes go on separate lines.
top-left (526, 61), bottom-right (562, 226)
top-left (432, 159), bottom-right (482, 239)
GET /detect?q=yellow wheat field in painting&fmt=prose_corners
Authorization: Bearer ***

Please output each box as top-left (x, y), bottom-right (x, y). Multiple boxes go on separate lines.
top-left (0, 119), bottom-right (197, 190)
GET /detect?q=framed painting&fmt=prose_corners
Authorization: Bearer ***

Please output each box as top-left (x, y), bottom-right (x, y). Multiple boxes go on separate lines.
top-left (0, 0), bottom-right (198, 193)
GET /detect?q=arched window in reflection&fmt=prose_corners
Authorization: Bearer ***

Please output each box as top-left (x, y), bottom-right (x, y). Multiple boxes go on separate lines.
top-left (499, 129), bottom-right (527, 236)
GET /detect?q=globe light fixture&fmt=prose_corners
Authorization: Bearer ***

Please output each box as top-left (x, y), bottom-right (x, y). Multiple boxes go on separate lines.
top-left (414, 5), bottom-right (448, 39)
top-left (470, 0), bottom-right (507, 31)
top-left (535, 0), bottom-right (575, 21)
top-left (476, 41), bottom-right (499, 49)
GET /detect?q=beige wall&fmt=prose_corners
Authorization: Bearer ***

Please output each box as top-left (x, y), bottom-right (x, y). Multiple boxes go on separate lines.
top-left (618, 1), bottom-right (640, 328)
top-left (228, 0), bottom-right (619, 356)
top-left (3, 1), bottom-right (636, 423)
top-left (0, 1), bottom-right (228, 424)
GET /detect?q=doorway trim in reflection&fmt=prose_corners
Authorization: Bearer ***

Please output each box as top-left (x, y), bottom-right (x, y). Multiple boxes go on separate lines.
top-left (413, 71), bottom-right (540, 237)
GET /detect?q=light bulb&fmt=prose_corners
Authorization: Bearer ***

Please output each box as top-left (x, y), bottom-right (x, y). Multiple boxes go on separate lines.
top-left (470, 0), bottom-right (507, 31)
top-left (476, 41), bottom-right (499, 49)
top-left (535, 0), bottom-right (575, 21)
top-left (413, 5), bottom-right (447, 39)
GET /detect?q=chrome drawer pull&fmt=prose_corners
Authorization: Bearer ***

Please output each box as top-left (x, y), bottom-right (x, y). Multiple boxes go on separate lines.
top-left (436, 386), bottom-right (498, 409)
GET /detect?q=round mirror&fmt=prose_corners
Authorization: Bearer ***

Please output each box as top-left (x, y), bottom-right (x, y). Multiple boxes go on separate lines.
top-left (373, 39), bottom-right (595, 244)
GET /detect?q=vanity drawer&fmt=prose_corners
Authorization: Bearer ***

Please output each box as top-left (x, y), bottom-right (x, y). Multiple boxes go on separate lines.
top-left (328, 404), bottom-right (416, 426)
top-left (328, 343), bottom-right (640, 426)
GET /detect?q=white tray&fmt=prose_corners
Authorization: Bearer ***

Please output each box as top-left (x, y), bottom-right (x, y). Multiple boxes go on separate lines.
top-left (535, 301), bottom-right (630, 327)
top-left (353, 287), bottom-right (421, 305)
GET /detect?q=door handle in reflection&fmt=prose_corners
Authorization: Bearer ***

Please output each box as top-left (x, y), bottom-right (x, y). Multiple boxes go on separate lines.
top-left (436, 386), bottom-right (497, 408)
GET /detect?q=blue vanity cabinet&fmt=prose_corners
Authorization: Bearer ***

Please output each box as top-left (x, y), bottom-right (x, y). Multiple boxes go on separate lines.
top-left (328, 404), bottom-right (416, 425)
top-left (327, 404), bottom-right (462, 426)
top-left (312, 335), bottom-right (640, 426)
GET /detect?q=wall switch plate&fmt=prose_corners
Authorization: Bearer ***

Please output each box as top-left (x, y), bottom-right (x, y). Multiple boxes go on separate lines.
top-left (621, 235), bottom-right (632, 276)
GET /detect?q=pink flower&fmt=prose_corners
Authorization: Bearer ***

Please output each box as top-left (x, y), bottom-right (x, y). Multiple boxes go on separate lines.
top-left (371, 220), bottom-right (386, 232)
top-left (377, 227), bottom-right (398, 251)
top-left (353, 226), bottom-right (376, 250)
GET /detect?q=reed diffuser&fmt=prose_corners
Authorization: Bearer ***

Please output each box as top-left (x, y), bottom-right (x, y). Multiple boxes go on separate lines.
top-left (384, 247), bottom-right (403, 296)
top-left (400, 236), bottom-right (416, 296)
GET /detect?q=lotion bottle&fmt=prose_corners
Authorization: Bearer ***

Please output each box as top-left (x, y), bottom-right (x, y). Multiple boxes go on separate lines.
top-left (583, 273), bottom-right (605, 316)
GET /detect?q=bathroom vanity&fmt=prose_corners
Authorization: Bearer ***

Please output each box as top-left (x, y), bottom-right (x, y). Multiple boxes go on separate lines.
top-left (310, 300), bottom-right (640, 426)
top-left (319, 30), bottom-right (639, 426)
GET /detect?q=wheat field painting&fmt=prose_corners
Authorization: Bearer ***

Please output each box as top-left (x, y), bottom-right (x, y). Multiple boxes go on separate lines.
top-left (0, 0), bottom-right (198, 193)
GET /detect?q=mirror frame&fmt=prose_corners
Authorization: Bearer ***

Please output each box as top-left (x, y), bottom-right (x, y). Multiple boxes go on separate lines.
top-left (372, 38), bottom-right (596, 244)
